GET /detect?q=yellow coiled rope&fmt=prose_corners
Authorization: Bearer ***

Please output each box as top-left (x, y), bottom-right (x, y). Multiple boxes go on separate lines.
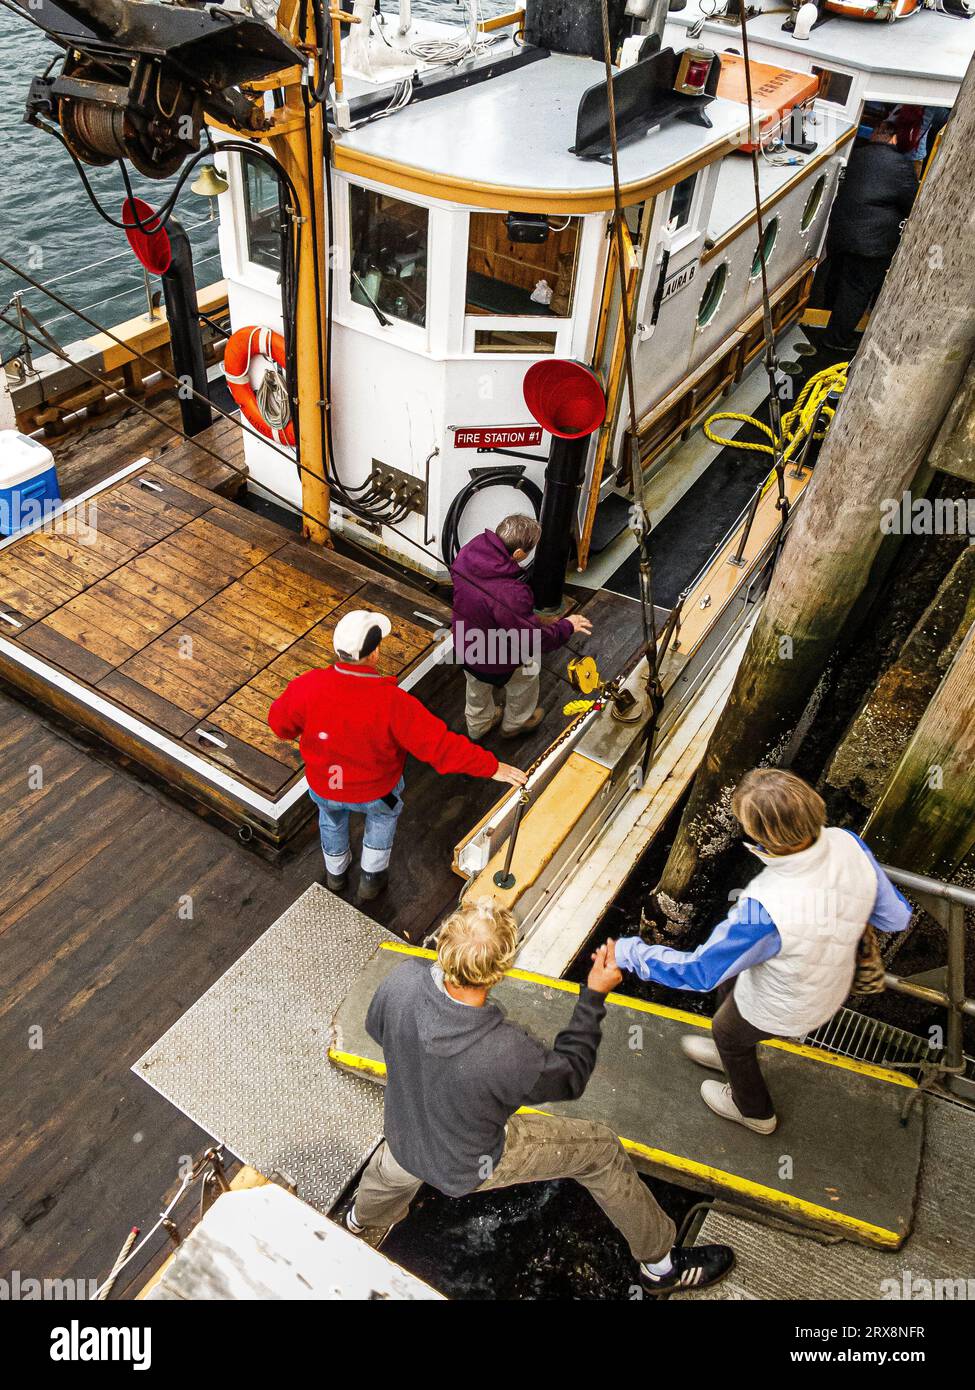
top-left (563, 697), bottom-right (596, 716)
top-left (702, 361), bottom-right (849, 465)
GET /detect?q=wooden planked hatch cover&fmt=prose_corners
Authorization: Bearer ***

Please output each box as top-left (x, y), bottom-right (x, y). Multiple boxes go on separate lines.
top-left (0, 459), bottom-right (449, 846)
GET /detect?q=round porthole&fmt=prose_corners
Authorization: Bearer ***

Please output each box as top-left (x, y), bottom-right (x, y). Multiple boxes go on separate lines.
top-left (751, 217), bottom-right (779, 278)
top-left (697, 263), bottom-right (728, 328)
top-left (801, 174), bottom-right (827, 233)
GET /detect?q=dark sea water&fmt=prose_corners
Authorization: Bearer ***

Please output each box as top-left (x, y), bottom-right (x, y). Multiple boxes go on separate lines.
top-left (0, 0), bottom-right (502, 359)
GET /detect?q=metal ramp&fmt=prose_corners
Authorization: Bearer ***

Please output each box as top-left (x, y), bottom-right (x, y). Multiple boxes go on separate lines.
top-left (133, 885), bottom-right (389, 1214)
top-left (676, 1096), bottom-right (975, 1300)
top-left (330, 943), bottom-right (926, 1249)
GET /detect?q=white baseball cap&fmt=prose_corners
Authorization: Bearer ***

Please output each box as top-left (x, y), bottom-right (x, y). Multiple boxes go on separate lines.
top-left (332, 609), bottom-right (392, 661)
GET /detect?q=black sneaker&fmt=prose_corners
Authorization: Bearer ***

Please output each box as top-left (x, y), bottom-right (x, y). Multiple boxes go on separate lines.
top-left (357, 869), bottom-right (388, 904)
top-left (639, 1243), bottom-right (735, 1296)
top-left (316, 867), bottom-right (348, 893)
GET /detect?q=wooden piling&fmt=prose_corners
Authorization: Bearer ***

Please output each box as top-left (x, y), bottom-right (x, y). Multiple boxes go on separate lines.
top-left (652, 55), bottom-right (975, 932)
top-left (863, 622), bottom-right (975, 878)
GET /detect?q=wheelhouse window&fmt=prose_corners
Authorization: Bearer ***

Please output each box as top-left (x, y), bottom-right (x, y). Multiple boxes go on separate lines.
top-left (241, 153), bottom-right (282, 273)
top-left (466, 213), bottom-right (580, 320)
top-left (349, 187), bottom-right (429, 328)
top-left (474, 328), bottom-right (558, 355)
top-left (669, 173), bottom-right (698, 232)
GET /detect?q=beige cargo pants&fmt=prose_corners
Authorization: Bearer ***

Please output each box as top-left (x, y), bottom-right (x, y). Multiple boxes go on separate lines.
top-left (353, 1110), bottom-right (675, 1264)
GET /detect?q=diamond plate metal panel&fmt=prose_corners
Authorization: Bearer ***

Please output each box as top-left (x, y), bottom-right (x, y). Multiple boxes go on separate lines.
top-left (133, 885), bottom-right (388, 1214)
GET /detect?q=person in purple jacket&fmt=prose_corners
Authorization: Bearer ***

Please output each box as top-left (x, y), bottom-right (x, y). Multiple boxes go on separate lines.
top-left (451, 515), bottom-right (593, 741)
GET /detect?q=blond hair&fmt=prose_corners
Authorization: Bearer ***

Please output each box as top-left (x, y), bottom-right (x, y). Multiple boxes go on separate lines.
top-left (437, 898), bottom-right (519, 988)
top-left (731, 768), bottom-right (825, 857)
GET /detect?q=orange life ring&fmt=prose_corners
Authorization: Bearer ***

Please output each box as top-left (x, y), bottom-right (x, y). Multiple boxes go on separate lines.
top-left (224, 325), bottom-right (295, 446)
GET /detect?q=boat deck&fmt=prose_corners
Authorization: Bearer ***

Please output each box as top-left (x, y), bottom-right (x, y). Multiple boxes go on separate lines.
top-left (0, 451), bottom-right (451, 848)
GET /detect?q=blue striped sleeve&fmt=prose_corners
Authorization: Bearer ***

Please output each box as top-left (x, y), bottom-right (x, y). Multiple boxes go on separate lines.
top-left (842, 830), bottom-right (913, 934)
top-left (614, 899), bottom-right (781, 993)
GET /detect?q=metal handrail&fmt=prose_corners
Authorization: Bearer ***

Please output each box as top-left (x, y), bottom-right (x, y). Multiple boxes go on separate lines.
top-left (883, 864), bottom-right (975, 911)
top-left (879, 863), bottom-right (974, 1100)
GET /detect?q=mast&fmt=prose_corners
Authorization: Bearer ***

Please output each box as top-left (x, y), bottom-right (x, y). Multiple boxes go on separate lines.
top-left (269, 0), bottom-right (331, 545)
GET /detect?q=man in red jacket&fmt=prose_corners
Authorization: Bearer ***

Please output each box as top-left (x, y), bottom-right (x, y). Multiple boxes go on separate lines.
top-left (268, 609), bottom-right (527, 903)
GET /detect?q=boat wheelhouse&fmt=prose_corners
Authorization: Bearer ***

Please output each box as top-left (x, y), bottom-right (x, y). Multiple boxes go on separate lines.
top-left (215, 4), bottom-right (853, 579)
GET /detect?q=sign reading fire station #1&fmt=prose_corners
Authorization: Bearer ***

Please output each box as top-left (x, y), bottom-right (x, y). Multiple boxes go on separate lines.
top-left (452, 425), bottom-right (543, 449)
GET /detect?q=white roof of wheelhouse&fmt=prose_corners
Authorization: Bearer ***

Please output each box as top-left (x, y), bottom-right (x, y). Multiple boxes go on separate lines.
top-left (332, 50), bottom-right (752, 210)
top-left (667, 4), bottom-right (975, 84)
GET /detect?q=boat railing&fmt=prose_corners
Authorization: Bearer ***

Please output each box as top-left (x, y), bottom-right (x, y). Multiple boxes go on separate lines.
top-left (879, 864), bottom-right (975, 1106)
top-left (4, 230), bottom-right (223, 357)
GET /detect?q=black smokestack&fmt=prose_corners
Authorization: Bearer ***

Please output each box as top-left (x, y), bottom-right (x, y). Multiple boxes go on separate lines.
top-left (523, 0), bottom-right (630, 62)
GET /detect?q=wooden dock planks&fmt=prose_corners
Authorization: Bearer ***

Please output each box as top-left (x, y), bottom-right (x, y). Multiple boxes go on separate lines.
top-left (0, 457), bottom-right (450, 839)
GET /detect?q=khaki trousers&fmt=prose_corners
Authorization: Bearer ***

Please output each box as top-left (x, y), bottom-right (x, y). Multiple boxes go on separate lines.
top-left (464, 661), bottom-right (540, 738)
top-left (353, 1111), bottom-right (676, 1263)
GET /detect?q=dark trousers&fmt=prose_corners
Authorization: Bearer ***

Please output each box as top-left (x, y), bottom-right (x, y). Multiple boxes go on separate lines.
top-left (825, 251), bottom-right (891, 349)
top-left (712, 989), bottom-right (785, 1121)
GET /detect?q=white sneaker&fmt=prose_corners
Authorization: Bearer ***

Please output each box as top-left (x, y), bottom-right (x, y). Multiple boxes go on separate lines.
top-left (701, 1080), bottom-right (777, 1134)
top-left (344, 1205), bottom-right (391, 1249)
top-left (680, 1034), bottom-right (724, 1071)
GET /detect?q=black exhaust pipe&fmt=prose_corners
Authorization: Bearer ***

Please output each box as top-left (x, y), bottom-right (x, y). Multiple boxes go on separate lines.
top-left (161, 219), bottom-right (212, 438)
top-left (523, 358), bottom-right (607, 613)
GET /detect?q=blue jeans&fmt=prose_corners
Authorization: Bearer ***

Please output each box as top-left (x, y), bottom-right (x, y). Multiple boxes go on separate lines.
top-left (309, 777), bottom-right (405, 877)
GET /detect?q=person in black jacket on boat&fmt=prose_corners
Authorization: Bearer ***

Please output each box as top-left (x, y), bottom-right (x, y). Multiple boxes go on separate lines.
top-left (342, 898), bottom-right (736, 1295)
top-left (823, 121), bottom-right (918, 353)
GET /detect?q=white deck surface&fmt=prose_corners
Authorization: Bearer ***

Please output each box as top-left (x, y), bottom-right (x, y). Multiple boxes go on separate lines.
top-left (667, 5), bottom-right (975, 84)
top-left (336, 50), bottom-right (751, 197)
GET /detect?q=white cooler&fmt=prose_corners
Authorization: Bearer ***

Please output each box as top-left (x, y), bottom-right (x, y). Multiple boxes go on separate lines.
top-left (0, 430), bottom-right (61, 537)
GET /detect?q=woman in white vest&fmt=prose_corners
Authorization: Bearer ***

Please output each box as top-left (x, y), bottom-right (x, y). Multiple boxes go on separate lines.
top-left (615, 769), bottom-right (911, 1133)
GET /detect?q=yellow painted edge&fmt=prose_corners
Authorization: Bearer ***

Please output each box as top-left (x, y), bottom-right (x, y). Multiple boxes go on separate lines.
top-left (477, 8), bottom-right (525, 32)
top-left (331, 138), bottom-right (744, 214)
top-left (330, 1046), bottom-right (388, 1078)
top-left (324, 1053), bottom-right (902, 1246)
top-left (619, 1135), bottom-right (901, 1246)
top-left (376, 942), bottom-right (915, 1089)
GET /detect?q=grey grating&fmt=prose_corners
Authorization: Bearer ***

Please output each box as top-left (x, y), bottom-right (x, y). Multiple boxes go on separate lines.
top-left (801, 1005), bottom-right (975, 1084)
top-left (133, 885), bottom-right (387, 1215)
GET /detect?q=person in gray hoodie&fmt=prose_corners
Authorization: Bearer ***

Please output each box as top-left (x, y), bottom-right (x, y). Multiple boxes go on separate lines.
top-left (345, 898), bottom-right (735, 1295)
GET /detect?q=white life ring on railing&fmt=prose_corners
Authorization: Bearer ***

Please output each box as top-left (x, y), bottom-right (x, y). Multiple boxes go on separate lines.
top-left (224, 325), bottom-right (295, 446)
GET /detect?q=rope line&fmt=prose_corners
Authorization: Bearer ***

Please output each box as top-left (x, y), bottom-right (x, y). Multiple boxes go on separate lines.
top-left (702, 361), bottom-right (849, 464)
